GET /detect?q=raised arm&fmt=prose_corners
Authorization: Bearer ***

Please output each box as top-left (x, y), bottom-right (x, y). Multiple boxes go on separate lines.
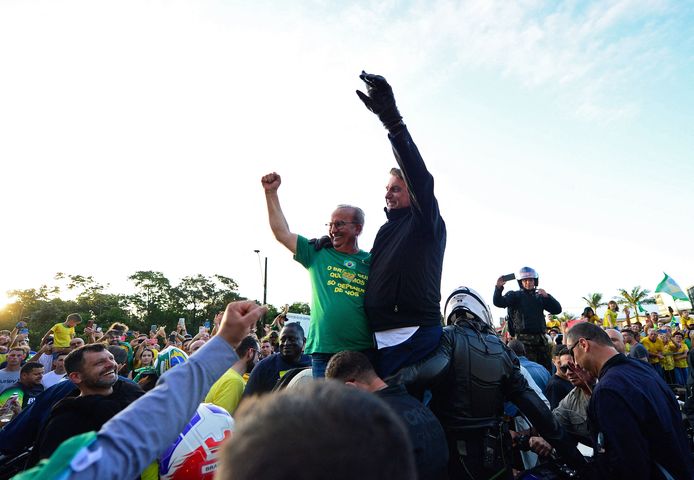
top-left (357, 72), bottom-right (442, 231)
top-left (261, 172), bottom-right (298, 254)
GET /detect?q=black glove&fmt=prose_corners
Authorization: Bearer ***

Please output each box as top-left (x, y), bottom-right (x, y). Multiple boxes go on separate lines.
top-left (356, 71), bottom-right (403, 132)
top-left (308, 235), bottom-right (333, 251)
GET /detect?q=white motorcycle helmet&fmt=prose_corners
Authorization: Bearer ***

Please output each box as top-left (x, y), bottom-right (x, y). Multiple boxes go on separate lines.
top-left (444, 286), bottom-right (494, 329)
top-left (516, 266), bottom-right (539, 289)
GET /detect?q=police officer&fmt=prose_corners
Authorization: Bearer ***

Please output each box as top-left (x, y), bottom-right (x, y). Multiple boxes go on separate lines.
top-left (494, 267), bottom-right (560, 370)
top-left (396, 286), bottom-right (584, 479)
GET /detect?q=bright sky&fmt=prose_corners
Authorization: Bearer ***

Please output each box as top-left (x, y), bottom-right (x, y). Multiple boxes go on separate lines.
top-left (2, 0), bottom-right (693, 323)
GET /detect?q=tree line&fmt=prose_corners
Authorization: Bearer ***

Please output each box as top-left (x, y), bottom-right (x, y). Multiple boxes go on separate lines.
top-left (0, 271), bottom-right (310, 347)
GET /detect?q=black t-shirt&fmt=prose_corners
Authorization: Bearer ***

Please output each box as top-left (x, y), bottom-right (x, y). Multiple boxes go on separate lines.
top-left (243, 353), bottom-right (311, 396)
top-left (545, 375), bottom-right (573, 410)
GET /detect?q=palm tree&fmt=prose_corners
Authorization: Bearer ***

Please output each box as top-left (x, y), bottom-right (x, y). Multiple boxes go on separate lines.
top-left (558, 312), bottom-right (577, 323)
top-left (616, 286), bottom-right (655, 324)
top-left (581, 292), bottom-right (605, 314)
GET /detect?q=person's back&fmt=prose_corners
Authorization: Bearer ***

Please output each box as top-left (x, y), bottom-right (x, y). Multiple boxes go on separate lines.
top-left (325, 350), bottom-right (447, 479)
top-left (508, 340), bottom-right (550, 392)
top-left (398, 286), bottom-right (584, 479)
top-left (219, 381), bottom-right (417, 480)
top-left (590, 354), bottom-right (692, 479)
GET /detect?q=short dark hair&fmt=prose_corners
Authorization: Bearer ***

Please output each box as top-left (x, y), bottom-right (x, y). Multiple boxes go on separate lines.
top-left (66, 313), bottom-right (82, 323)
top-left (20, 362), bottom-right (43, 375)
top-left (390, 167), bottom-right (403, 180)
top-left (565, 322), bottom-right (613, 347)
top-left (218, 381), bottom-right (415, 480)
top-left (65, 343), bottom-right (108, 374)
top-left (673, 331), bottom-right (684, 338)
top-left (507, 339), bottom-right (527, 357)
top-left (325, 351), bottom-right (377, 382)
top-left (237, 336), bottom-right (259, 358)
top-left (282, 322), bottom-right (305, 339)
top-left (553, 344), bottom-right (569, 357)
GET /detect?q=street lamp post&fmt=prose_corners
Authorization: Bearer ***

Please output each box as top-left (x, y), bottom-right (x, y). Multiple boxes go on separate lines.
top-left (254, 250), bottom-right (268, 305)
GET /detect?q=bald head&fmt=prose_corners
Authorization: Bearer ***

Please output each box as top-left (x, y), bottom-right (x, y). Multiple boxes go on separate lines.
top-left (606, 329), bottom-right (625, 354)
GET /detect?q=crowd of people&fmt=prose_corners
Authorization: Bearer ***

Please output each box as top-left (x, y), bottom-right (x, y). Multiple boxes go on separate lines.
top-left (0, 72), bottom-right (692, 480)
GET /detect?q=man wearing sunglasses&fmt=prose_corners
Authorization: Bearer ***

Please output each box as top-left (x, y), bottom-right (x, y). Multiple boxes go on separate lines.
top-left (261, 172), bottom-right (373, 378)
top-left (545, 345), bottom-right (573, 410)
top-left (565, 322), bottom-right (693, 479)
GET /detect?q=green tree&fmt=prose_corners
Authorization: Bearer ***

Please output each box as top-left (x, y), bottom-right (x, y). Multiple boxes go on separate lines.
top-left (558, 312), bottom-right (577, 322)
top-left (616, 286), bottom-right (655, 324)
top-left (127, 271), bottom-right (174, 323)
top-left (581, 292), bottom-right (605, 314)
top-left (288, 302), bottom-right (310, 315)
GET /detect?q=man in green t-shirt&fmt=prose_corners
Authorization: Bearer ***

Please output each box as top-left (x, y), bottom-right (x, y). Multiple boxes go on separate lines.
top-left (261, 172), bottom-right (374, 377)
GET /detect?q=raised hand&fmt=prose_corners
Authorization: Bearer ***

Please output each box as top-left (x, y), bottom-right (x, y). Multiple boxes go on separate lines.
top-left (261, 172), bottom-right (282, 193)
top-left (356, 71), bottom-right (403, 131)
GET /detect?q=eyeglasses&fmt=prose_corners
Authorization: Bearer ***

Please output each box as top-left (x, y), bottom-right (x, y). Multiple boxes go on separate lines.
top-left (325, 221), bottom-right (359, 229)
top-left (559, 364), bottom-right (571, 373)
top-left (567, 339), bottom-right (583, 357)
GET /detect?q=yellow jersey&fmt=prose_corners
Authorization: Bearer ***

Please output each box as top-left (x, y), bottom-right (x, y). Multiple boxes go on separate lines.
top-left (51, 322), bottom-right (75, 348)
top-left (640, 336), bottom-right (664, 364)
top-left (603, 310), bottom-right (618, 328)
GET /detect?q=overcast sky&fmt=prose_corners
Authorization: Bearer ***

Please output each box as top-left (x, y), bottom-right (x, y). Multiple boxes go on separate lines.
top-left (2, 0), bottom-right (693, 323)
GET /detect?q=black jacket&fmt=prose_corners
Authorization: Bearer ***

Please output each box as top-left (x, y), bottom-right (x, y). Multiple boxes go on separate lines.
top-left (31, 379), bottom-right (144, 462)
top-left (588, 353), bottom-right (694, 479)
top-left (396, 324), bottom-right (584, 468)
top-left (375, 384), bottom-right (448, 479)
top-left (365, 127), bottom-right (446, 331)
top-left (493, 287), bottom-right (561, 335)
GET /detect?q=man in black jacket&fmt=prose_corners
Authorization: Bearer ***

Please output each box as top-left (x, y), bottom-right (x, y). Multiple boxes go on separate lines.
top-left (357, 72), bottom-right (446, 377)
top-left (397, 286), bottom-right (585, 479)
top-left (494, 266), bottom-right (561, 370)
top-left (30, 343), bottom-right (144, 463)
top-left (326, 350), bottom-right (448, 480)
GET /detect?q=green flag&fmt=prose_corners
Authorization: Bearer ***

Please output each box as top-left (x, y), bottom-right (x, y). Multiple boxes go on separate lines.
top-left (655, 273), bottom-right (689, 302)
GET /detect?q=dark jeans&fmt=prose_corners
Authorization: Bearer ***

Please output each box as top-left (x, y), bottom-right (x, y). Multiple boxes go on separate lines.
top-left (675, 367), bottom-right (689, 386)
top-left (376, 325), bottom-right (443, 378)
top-left (311, 349), bottom-right (378, 378)
top-left (652, 363), bottom-right (665, 379)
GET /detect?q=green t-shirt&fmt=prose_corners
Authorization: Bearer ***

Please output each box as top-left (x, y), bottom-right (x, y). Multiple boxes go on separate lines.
top-left (294, 235), bottom-right (373, 354)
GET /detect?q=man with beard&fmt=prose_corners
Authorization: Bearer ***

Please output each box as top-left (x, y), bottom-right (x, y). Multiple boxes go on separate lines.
top-left (243, 323), bottom-right (311, 396)
top-left (30, 343), bottom-right (144, 463)
top-left (205, 336), bottom-right (258, 414)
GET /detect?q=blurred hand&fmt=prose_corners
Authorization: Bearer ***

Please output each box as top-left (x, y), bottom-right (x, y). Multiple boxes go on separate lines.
top-left (530, 437), bottom-right (553, 457)
top-left (537, 288), bottom-right (548, 297)
top-left (496, 276), bottom-right (506, 288)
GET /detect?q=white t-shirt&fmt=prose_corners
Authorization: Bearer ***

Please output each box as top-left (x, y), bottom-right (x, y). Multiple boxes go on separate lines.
top-left (42, 370), bottom-right (68, 389)
top-left (0, 369), bottom-right (20, 392)
top-left (37, 354), bottom-right (54, 373)
top-left (374, 326), bottom-right (419, 349)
